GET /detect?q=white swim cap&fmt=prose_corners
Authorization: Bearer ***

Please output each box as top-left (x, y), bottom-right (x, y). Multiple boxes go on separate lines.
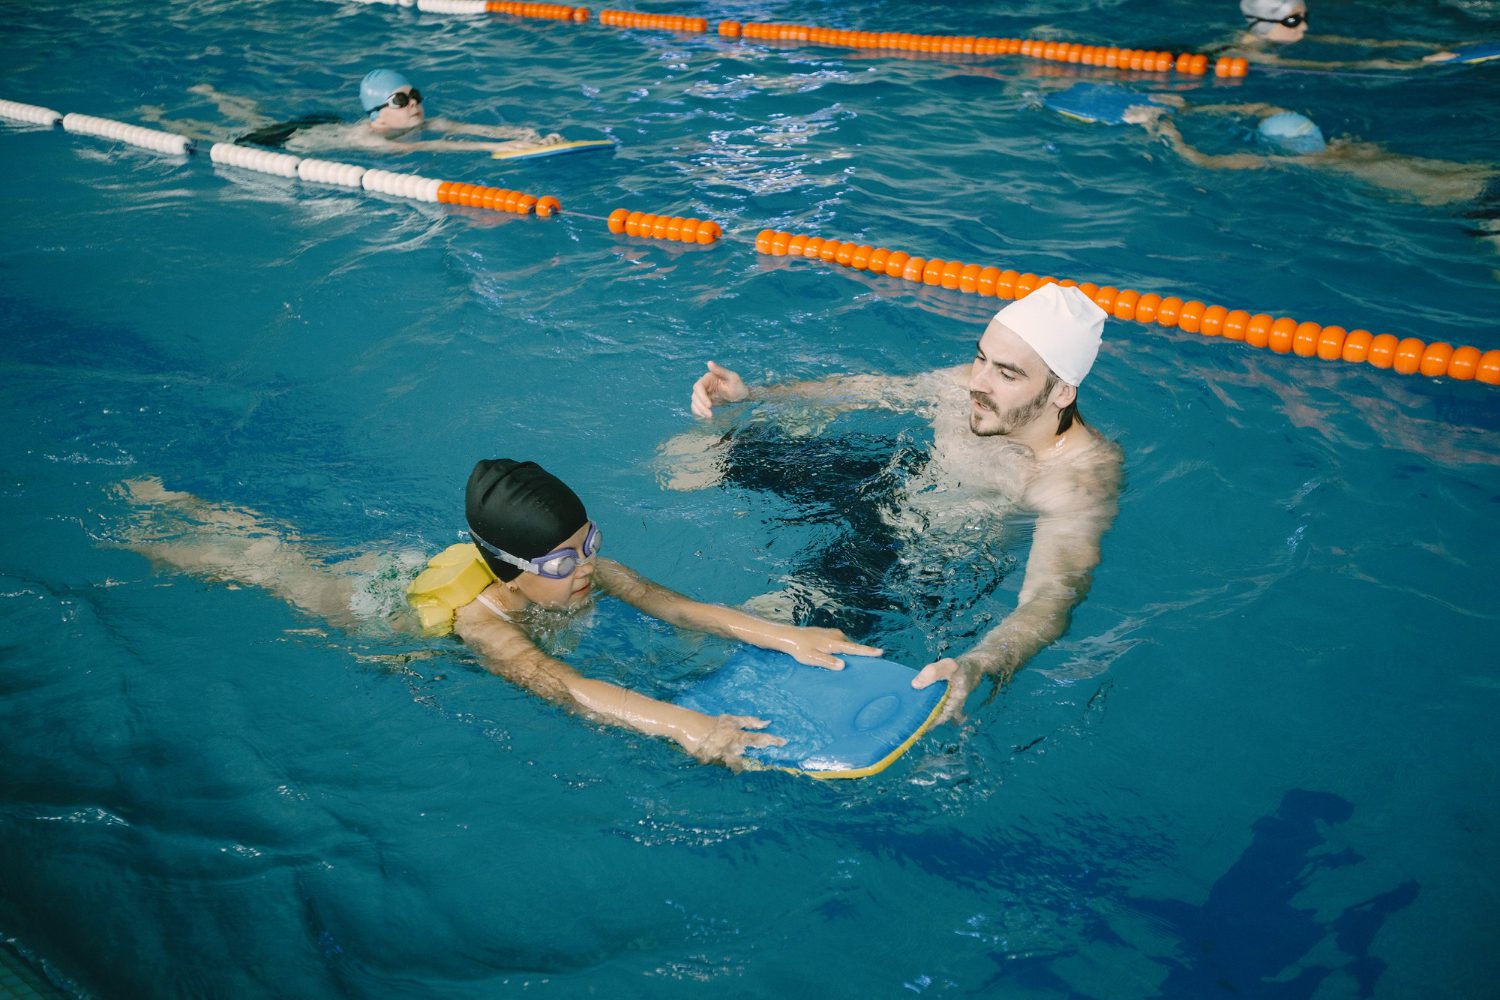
top-left (1240, 0), bottom-right (1301, 18)
top-left (989, 283), bottom-right (1106, 387)
top-left (1240, 0), bottom-right (1304, 33)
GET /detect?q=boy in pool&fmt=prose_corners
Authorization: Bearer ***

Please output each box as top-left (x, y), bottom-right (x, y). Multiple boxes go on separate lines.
top-left (669, 283), bottom-right (1123, 722)
top-left (116, 459), bottom-right (878, 769)
top-left (322, 68), bottom-right (565, 155)
top-left (146, 69), bottom-right (563, 156)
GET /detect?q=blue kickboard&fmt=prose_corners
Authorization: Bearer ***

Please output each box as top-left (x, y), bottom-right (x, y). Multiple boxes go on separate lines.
top-left (1439, 41), bottom-right (1500, 64)
top-left (1044, 82), bottom-right (1171, 125)
top-left (674, 647), bottom-right (947, 779)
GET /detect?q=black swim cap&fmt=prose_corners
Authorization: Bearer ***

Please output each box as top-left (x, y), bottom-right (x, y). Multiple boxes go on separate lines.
top-left (465, 459), bottom-right (588, 582)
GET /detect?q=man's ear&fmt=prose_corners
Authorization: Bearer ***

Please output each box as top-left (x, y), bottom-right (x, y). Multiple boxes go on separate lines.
top-left (1050, 380), bottom-right (1077, 408)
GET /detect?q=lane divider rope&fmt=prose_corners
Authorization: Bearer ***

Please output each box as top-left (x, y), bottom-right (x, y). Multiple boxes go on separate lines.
top-left (5, 98), bottom-right (1491, 385)
top-left (752, 229), bottom-right (1500, 384)
top-left (0, 102), bottom-right (565, 216)
top-left (0, 99), bottom-right (62, 127)
top-left (61, 113), bottom-right (192, 156)
top-left (607, 207), bottom-right (722, 243)
top-left (397, 2), bottom-right (1253, 78)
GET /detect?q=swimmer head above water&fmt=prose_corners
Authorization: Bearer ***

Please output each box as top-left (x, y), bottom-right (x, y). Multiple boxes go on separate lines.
top-left (969, 283), bottom-right (1106, 440)
top-left (986, 283), bottom-right (1105, 389)
top-left (360, 68), bottom-right (425, 130)
top-left (1240, 0), bottom-right (1309, 42)
top-left (466, 459), bottom-right (599, 608)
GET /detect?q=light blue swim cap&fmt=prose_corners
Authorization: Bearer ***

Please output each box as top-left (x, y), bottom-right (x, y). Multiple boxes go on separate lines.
top-left (1258, 111), bottom-right (1327, 155)
top-left (360, 68), bottom-right (412, 118)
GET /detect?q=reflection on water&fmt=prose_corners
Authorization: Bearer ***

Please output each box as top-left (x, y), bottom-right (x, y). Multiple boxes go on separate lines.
top-left (1130, 789), bottom-right (1419, 999)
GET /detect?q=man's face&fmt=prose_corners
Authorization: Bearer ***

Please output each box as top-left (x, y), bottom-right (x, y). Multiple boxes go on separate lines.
top-left (967, 320), bottom-right (1064, 438)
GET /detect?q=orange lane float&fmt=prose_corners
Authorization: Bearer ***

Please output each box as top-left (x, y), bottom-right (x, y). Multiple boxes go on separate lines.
top-left (599, 9), bottom-right (708, 32)
top-left (752, 228), bottom-right (1496, 384)
top-left (485, 2), bottom-right (587, 20)
top-left (1215, 55), bottom-right (1251, 77)
top-left (415, 4), bottom-right (1251, 75)
top-left (608, 208), bottom-right (722, 244)
top-left (435, 181), bottom-right (558, 216)
top-left (717, 21), bottom-right (1235, 76)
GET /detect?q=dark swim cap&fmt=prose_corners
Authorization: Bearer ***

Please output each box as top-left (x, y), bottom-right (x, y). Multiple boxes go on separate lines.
top-left (465, 459), bottom-right (588, 582)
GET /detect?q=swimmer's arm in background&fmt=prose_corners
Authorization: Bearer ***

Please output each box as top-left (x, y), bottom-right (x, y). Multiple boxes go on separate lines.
top-left (1183, 102), bottom-right (1288, 117)
top-left (594, 559), bottom-right (881, 670)
top-left (689, 360), bottom-right (946, 420)
top-left (913, 444), bottom-right (1121, 721)
top-left (1317, 34), bottom-right (1458, 58)
top-left (426, 117), bottom-right (557, 143)
top-left (1144, 116), bottom-right (1273, 171)
top-left (1246, 48), bottom-right (1451, 70)
top-left (390, 136), bottom-right (558, 154)
top-left (453, 596), bottom-right (784, 767)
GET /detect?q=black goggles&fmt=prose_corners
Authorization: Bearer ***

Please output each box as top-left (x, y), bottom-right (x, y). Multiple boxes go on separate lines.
top-left (385, 88), bottom-right (422, 109)
top-left (1248, 12), bottom-right (1307, 28)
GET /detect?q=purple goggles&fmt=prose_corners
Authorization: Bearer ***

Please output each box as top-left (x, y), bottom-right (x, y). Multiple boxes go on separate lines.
top-left (474, 523), bottom-right (600, 579)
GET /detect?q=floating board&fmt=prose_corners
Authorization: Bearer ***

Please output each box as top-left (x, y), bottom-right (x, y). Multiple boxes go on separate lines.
top-left (491, 138), bottom-right (616, 161)
top-left (1434, 41), bottom-right (1500, 65)
top-left (674, 647), bottom-right (947, 779)
top-left (1044, 82), bottom-right (1171, 126)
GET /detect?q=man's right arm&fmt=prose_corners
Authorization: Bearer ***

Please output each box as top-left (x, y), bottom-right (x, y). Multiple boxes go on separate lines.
top-left (689, 360), bottom-right (958, 419)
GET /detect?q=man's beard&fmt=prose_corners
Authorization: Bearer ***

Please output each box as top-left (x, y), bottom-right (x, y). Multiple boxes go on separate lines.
top-left (968, 383), bottom-right (1053, 437)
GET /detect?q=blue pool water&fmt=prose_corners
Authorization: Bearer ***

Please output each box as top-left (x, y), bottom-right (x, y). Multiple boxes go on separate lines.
top-left (2, 0), bottom-right (1498, 996)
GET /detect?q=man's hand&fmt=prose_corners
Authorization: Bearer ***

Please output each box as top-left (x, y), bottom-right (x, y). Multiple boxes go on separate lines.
top-left (681, 713), bottom-right (786, 770)
top-left (913, 657), bottom-right (985, 724)
top-left (690, 361), bottom-right (749, 419)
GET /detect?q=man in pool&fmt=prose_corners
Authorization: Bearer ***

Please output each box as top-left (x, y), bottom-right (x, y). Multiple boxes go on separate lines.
top-left (116, 460), bottom-right (878, 770)
top-left (676, 283), bottom-right (1122, 722)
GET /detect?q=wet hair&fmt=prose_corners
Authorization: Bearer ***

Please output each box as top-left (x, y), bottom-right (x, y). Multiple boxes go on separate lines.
top-left (1058, 400), bottom-right (1082, 434)
top-left (465, 459), bottom-right (587, 582)
top-left (1041, 371), bottom-right (1084, 435)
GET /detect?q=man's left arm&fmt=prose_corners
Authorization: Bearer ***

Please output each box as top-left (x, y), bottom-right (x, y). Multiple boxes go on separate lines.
top-left (914, 447), bottom-right (1121, 718)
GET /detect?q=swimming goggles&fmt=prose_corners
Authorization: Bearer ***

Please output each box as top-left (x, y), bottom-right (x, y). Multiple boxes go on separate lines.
top-left (473, 523), bottom-right (601, 579)
top-left (384, 88), bottom-right (422, 109)
top-left (1247, 12), bottom-right (1307, 28)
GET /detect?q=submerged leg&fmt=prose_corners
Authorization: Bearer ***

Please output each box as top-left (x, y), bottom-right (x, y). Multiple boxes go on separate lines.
top-left (186, 83), bottom-right (267, 125)
top-left (115, 477), bottom-right (362, 627)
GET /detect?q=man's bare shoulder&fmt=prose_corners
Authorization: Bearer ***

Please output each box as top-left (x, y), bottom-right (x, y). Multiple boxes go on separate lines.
top-left (1028, 426), bottom-right (1122, 517)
